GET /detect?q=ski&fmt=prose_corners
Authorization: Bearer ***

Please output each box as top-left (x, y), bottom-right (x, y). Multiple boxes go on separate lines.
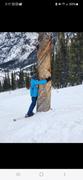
top-left (13, 116), bottom-right (25, 122)
top-left (13, 114), bottom-right (35, 122)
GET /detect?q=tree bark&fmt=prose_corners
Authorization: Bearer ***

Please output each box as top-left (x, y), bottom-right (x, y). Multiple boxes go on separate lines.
top-left (37, 33), bottom-right (52, 112)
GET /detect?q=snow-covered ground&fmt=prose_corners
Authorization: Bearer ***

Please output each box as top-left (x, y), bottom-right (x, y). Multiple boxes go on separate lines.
top-left (0, 85), bottom-right (83, 143)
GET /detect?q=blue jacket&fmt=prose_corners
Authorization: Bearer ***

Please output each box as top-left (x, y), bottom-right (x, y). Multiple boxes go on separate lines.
top-left (30, 78), bottom-right (47, 97)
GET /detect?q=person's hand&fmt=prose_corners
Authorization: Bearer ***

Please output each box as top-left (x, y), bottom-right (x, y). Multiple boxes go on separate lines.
top-left (46, 76), bottom-right (51, 82)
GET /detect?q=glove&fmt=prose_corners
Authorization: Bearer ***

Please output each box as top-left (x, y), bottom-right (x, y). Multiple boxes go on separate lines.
top-left (46, 77), bottom-right (51, 82)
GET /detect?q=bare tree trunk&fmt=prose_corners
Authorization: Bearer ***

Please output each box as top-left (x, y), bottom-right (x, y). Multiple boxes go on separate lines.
top-left (37, 33), bottom-right (52, 112)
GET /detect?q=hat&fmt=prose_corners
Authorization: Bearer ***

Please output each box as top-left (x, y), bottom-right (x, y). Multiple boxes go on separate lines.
top-left (32, 73), bottom-right (38, 79)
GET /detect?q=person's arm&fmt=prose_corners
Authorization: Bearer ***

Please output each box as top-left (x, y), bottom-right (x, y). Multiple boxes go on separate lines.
top-left (34, 79), bottom-right (47, 85)
top-left (31, 77), bottom-right (51, 86)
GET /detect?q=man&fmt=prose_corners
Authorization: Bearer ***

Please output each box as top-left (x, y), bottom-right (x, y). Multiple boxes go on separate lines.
top-left (25, 74), bottom-right (51, 117)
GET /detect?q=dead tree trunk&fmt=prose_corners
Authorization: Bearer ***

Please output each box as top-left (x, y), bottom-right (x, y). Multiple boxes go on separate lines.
top-left (37, 33), bottom-right (52, 112)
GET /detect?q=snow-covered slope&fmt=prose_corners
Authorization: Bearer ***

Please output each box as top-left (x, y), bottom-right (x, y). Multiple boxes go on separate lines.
top-left (0, 32), bottom-right (38, 70)
top-left (0, 84), bottom-right (83, 143)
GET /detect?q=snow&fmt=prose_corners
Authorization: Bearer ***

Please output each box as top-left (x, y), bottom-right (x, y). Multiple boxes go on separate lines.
top-left (0, 84), bottom-right (83, 143)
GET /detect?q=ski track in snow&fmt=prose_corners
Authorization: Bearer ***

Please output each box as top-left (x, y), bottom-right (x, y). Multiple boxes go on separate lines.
top-left (0, 85), bottom-right (83, 143)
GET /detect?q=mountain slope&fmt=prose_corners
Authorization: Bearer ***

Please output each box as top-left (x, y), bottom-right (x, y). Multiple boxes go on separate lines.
top-left (0, 32), bottom-right (38, 70)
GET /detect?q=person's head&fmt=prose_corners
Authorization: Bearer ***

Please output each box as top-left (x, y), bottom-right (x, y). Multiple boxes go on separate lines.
top-left (32, 73), bottom-right (38, 80)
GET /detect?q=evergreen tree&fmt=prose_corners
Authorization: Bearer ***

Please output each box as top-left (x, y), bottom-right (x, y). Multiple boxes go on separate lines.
top-left (54, 32), bottom-right (68, 88)
top-left (11, 72), bottom-right (16, 90)
top-left (0, 81), bottom-right (2, 92)
top-left (76, 32), bottom-right (83, 84)
top-left (25, 74), bottom-right (30, 89)
top-left (3, 73), bottom-right (11, 91)
top-left (68, 33), bottom-right (83, 85)
top-left (51, 32), bottom-right (83, 88)
top-left (18, 70), bottom-right (25, 88)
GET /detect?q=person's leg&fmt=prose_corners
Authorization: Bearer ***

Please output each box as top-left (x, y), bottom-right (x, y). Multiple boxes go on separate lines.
top-left (27, 97), bottom-right (37, 116)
